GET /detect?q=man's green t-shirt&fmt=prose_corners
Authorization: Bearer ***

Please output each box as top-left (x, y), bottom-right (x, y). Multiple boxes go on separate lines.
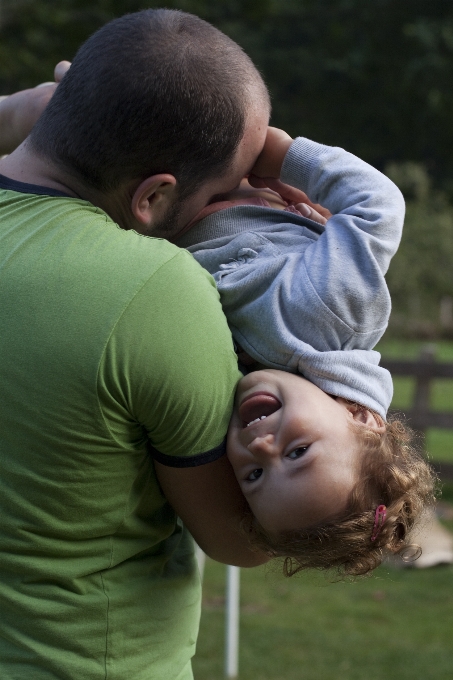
top-left (0, 181), bottom-right (241, 680)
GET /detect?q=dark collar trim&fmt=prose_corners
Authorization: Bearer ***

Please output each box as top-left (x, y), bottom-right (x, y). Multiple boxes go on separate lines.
top-left (0, 172), bottom-right (73, 198)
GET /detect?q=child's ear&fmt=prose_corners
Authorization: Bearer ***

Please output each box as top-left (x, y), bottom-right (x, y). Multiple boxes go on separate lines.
top-left (338, 399), bottom-right (386, 433)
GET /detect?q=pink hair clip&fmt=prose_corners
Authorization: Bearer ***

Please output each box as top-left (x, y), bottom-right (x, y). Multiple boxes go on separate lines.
top-left (371, 505), bottom-right (387, 541)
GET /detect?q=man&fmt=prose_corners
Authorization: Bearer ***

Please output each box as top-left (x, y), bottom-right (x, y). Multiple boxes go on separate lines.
top-left (0, 9), bottom-right (270, 679)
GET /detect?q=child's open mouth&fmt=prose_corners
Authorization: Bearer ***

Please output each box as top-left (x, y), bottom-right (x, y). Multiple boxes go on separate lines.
top-left (239, 392), bottom-right (282, 428)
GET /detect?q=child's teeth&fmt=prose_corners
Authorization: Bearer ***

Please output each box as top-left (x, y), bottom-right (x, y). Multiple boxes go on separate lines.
top-left (246, 415), bottom-right (267, 427)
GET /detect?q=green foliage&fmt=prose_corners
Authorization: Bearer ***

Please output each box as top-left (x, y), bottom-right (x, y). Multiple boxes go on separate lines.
top-left (384, 164), bottom-right (453, 335)
top-left (2, 1), bottom-right (453, 189)
top-left (2, 0), bottom-right (453, 333)
top-left (380, 161), bottom-right (453, 336)
top-left (0, 1), bottom-right (150, 88)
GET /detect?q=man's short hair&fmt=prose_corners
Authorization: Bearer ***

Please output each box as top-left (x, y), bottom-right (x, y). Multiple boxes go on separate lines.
top-left (30, 9), bottom-right (269, 198)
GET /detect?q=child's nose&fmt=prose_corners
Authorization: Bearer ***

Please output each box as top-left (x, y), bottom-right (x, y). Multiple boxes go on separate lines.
top-left (247, 434), bottom-right (278, 458)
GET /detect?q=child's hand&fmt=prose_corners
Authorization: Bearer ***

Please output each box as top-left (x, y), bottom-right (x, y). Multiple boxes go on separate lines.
top-left (248, 175), bottom-right (332, 225)
top-left (249, 126), bottom-right (293, 179)
top-left (249, 127), bottom-right (331, 225)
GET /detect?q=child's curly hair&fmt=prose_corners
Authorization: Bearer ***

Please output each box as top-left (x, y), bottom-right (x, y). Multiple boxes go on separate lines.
top-left (243, 414), bottom-right (437, 577)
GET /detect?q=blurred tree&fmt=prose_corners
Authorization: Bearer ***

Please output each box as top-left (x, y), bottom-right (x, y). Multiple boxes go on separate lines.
top-left (385, 162), bottom-right (453, 335)
top-left (1, 0), bottom-right (453, 192)
top-left (1, 0), bottom-right (453, 334)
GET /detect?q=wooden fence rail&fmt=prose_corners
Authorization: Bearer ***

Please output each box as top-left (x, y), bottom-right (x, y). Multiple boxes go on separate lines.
top-left (381, 345), bottom-right (453, 480)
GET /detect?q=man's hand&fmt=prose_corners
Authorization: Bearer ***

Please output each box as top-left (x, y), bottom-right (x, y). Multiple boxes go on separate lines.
top-left (54, 61), bottom-right (71, 83)
top-left (0, 61), bottom-right (71, 155)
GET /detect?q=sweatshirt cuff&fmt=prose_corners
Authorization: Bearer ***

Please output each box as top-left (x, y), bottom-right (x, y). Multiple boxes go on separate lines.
top-left (281, 137), bottom-right (331, 192)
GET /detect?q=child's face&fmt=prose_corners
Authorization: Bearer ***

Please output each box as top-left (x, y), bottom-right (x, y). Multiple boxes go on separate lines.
top-left (216, 177), bottom-right (289, 210)
top-left (227, 370), bottom-right (362, 535)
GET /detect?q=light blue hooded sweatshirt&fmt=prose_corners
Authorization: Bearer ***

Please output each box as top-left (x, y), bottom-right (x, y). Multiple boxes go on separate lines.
top-left (176, 138), bottom-right (405, 420)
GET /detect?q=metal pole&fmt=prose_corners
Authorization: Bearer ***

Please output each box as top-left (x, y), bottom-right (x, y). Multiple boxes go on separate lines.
top-left (195, 545), bottom-right (206, 581)
top-left (224, 566), bottom-right (240, 679)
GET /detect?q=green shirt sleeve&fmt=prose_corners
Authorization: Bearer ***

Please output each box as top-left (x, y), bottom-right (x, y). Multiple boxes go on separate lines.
top-left (97, 247), bottom-right (241, 464)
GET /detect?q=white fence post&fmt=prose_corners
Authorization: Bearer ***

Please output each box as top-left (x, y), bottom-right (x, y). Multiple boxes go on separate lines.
top-left (195, 545), bottom-right (206, 581)
top-left (225, 565), bottom-right (240, 679)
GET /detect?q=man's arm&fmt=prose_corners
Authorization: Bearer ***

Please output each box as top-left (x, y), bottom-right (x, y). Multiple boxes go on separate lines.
top-left (100, 246), bottom-right (270, 568)
top-left (0, 61), bottom-right (70, 155)
top-left (155, 457), bottom-right (269, 567)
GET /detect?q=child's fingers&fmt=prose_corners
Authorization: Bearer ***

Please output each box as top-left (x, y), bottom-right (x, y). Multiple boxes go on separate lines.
top-left (298, 200), bottom-right (332, 220)
top-left (248, 175), bottom-right (333, 221)
top-left (247, 175), bottom-right (268, 189)
top-left (248, 175), bottom-right (308, 203)
top-left (248, 176), bottom-right (332, 220)
top-left (296, 203), bottom-right (328, 225)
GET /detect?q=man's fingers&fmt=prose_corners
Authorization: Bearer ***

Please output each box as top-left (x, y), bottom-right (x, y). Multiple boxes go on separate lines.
top-left (54, 61), bottom-right (71, 82)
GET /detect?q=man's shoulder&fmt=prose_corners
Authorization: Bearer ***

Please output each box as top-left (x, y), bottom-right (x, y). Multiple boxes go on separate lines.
top-left (0, 189), bottom-right (215, 326)
top-left (0, 187), bottom-right (200, 280)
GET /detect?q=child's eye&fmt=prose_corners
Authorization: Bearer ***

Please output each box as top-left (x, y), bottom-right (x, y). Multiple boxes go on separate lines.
top-left (287, 446), bottom-right (309, 459)
top-left (246, 468), bottom-right (263, 482)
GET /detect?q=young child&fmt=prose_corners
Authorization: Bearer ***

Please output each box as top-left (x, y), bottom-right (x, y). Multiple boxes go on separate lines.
top-left (175, 130), bottom-right (436, 576)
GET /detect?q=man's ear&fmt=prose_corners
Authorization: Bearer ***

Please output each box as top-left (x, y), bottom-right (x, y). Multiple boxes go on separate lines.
top-left (131, 174), bottom-right (177, 228)
top-left (338, 398), bottom-right (386, 433)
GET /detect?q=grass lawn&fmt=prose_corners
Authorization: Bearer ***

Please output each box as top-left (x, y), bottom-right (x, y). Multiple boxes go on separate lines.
top-left (193, 338), bottom-right (453, 679)
top-left (194, 559), bottom-right (453, 680)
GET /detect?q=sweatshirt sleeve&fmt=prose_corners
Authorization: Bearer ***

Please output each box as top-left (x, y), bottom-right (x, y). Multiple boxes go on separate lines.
top-left (280, 137), bottom-right (405, 335)
top-left (187, 138), bottom-right (403, 417)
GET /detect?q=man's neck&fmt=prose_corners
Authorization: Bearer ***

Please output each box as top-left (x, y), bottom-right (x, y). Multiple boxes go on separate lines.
top-left (0, 140), bottom-right (137, 230)
top-left (0, 140), bottom-right (81, 197)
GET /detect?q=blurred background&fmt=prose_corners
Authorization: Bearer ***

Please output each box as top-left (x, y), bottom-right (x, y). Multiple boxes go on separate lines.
top-left (2, 0), bottom-right (453, 337)
top-left (1, 1), bottom-right (452, 678)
